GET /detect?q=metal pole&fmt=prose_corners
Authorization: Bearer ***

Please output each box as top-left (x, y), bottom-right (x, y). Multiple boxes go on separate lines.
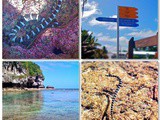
top-left (117, 6), bottom-right (120, 58)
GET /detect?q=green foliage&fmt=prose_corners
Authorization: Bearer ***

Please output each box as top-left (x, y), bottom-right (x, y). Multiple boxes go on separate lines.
top-left (148, 46), bottom-right (157, 51)
top-left (82, 30), bottom-right (108, 59)
top-left (133, 55), bottom-right (154, 59)
top-left (21, 62), bottom-right (43, 77)
top-left (122, 50), bottom-right (127, 52)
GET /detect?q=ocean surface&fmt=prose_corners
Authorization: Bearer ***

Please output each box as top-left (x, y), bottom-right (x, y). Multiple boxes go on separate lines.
top-left (3, 89), bottom-right (79, 120)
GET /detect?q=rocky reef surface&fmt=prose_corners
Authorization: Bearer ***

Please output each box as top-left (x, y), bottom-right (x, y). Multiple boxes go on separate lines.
top-left (3, 0), bottom-right (79, 59)
top-left (81, 62), bottom-right (158, 120)
top-left (3, 62), bottom-right (45, 89)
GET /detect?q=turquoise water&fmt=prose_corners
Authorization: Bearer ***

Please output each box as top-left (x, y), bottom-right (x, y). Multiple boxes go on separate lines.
top-left (3, 90), bottom-right (79, 120)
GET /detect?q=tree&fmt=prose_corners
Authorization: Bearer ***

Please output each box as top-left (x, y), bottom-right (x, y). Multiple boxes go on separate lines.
top-left (82, 30), bottom-right (108, 59)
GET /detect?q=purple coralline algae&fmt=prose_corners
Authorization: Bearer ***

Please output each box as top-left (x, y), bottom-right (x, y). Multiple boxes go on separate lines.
top-left (3, 0), bottom-right (79, 59)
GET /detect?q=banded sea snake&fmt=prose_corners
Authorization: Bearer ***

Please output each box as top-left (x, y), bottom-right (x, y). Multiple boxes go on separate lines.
top-left (106, 74), bottom-right (122, 120)
top-left (8, 0), bottom-right (63, 48)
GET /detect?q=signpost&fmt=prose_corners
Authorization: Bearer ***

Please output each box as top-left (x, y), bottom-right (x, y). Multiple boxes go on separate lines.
top-left (117, 6), bottom-right (138, 58)
top-left (96, 17), bottom-right (139, 24)
top-left (96, 6), bottom-right (139, 58)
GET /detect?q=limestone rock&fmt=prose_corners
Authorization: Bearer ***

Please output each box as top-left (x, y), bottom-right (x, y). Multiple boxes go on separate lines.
top-left (81, 62), bottom-right (158, 120)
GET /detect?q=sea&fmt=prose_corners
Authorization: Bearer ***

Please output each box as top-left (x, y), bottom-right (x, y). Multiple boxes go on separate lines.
top-left (3, 89), bottom-right (79, 120)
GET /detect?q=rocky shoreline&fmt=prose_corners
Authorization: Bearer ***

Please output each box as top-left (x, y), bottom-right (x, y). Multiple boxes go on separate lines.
top-left (3, 62), bottom-right (45, 89)
top-left (81, 61), bottom-right (158, 120)
top-left (3, 88), bottom-right (46, 92)
top-left (3, 88), bottom-right (56, 92)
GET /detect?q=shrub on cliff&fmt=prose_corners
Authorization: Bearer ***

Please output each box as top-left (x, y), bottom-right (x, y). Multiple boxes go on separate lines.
top-left (21, 62), bottom-right (44, 78)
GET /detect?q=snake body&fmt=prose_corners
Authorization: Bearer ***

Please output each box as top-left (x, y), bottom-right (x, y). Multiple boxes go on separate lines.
top-left (8, 0), bottom-right (62, 48)
top-left (106, 74), bottom-right (122, 120)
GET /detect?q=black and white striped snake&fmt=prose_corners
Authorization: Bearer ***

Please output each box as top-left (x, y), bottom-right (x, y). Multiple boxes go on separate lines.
top-left (106, 74), bottom-right (122, 120)
top-left (8, 0), bottom-right (62, 48)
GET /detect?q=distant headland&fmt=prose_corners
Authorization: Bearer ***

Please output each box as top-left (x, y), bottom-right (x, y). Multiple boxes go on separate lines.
top-left (2, 61), bottom-right (55, 91)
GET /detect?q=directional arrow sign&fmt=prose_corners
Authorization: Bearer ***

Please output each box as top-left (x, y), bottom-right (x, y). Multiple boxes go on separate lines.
top-left (120, 14), bottom-right (138, 19)
top-left (96, 17), bottom-right (139, 23)
top-left (119, 22), bottom-right (139, 27)
top-left (96, 6), bottom-right (139, 58)
top-left (120, 11), bottom-right (138, 15)
top-left (96, 17), bottom-right (139, 27)
top-left (119, 18), bottom-right (139, 23)
top-left (119, 7), bottom-right (138, 12)
top-left (96, 17), bottom-right (117, 22)
top-left (119, 18), bottom-right (139, 27)
top-left (120, 12), bottom-right (138, 18)
top-left (119, 6), bottom-right (138, 19)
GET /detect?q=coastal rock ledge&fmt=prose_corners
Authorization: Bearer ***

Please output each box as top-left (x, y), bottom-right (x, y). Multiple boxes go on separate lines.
top-left (81, 61), bottom-right (158, 120)
top-left (3, 62), bottom-right (45, 89)
top-left (46, 86), bottom-right (54, 89)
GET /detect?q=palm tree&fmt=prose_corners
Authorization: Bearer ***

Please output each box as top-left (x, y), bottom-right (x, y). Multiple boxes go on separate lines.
top-left (82, 30), bottom-right (99, 58)
top-left (82, 30), bottom-right (108, 59)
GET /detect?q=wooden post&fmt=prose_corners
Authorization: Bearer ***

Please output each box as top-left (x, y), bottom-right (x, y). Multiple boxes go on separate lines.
top-left (128, 37), bottom-right (135, 59)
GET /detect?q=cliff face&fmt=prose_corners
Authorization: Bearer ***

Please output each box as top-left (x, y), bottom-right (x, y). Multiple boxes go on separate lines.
top-left (3, 62), bottom-right (45, 88)
top-left (81, 62), bottom-right (158, 120)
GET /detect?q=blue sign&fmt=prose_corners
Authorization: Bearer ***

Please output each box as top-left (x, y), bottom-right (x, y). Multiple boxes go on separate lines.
top-left (96, 17), bottom-right (117, 22)
top-left (119, 18), bottom-right (139, 23)
top-left (120, 18), bottom-right (139, 27)
top-left (119, 23), bottom-right (139, 27)
top-left (96, 17), bottom-right (139, 27)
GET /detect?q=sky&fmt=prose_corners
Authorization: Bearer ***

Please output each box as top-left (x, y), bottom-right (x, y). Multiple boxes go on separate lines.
top-left (82, 0), bottom-right (158, 52)
top-left (34, 61), bottom-right (79, 89)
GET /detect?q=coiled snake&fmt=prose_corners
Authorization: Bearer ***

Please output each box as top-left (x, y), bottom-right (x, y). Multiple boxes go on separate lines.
top-left (5, 0), bottom-right (63, 48)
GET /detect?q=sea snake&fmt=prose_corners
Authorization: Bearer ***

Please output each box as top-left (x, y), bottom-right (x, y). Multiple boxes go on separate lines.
top-left (106, 74), bottom-right (122, 120)
top-left (8, 0), bottom-right (63, 48)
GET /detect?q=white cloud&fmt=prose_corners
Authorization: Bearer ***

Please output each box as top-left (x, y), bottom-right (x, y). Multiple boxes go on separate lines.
top-left (109, 15), bottom-right (117, 18)
top-left (99, 35), bottom-right (128, 44)
top-left (95, 33), bottom-right (129, 52)
top-left (105, 44), bottom-right (128, 53)
top-left (89, 17), bottom-right (132, 31)
top-left (105, 44), bottom-right (117, 52)
top-left (82, 1), bottom-right (101, 18)
top-left (97, 33), bottom-right (103, 37)
top-left (105, 43), bottom-right (128, 52)
top-left (98, 35), bottom-right (116, 42)
top-left (127, 30), bottom-right (157, 38)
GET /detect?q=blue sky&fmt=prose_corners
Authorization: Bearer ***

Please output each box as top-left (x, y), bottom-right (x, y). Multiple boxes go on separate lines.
top-left (34, 61), bottom-right (79, 89)
top-left (82, 0), bottom-right (158, 52)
